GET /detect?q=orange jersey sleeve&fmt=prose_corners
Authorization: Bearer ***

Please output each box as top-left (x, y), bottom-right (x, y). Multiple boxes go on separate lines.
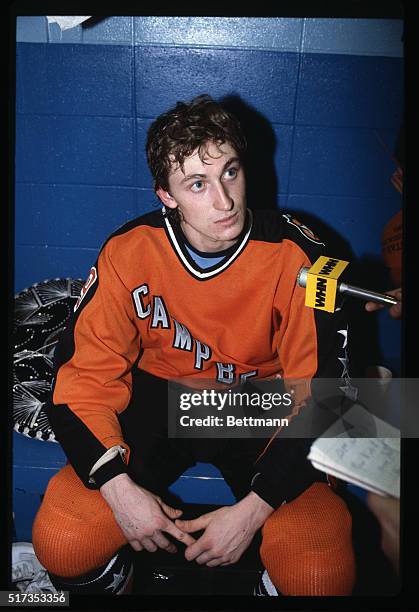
top-left (47, 234), bottom-right (142, 485)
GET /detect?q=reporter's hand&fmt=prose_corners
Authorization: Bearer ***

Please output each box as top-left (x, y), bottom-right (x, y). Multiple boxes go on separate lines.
top-left (176, 491), bottom-right (273, 567)
top-left (100, 473), bottom-right (196, 553)
top-left (365, 288), bottom-right (402, 320)
top-left (367, 492), bottom-right (400, 572)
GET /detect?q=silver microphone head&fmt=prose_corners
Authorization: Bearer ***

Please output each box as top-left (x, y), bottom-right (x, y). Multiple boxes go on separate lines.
top-left (297, 267), bottom-right (309, 288)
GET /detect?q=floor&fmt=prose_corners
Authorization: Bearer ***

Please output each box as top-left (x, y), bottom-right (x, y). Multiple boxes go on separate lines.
top-left (131, 492), bottom-right (400, 596)
top-left (133, 503), bottom-right (263, 595)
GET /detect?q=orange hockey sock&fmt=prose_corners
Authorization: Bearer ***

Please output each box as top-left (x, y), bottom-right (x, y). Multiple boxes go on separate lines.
top-left (260, 482), bottom-right (356, 595)
top-left (32, 464), bottom-right (127, 577)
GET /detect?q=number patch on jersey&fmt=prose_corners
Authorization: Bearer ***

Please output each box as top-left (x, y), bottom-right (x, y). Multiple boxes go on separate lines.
top-left (74, 266), bottom-right (98, 312)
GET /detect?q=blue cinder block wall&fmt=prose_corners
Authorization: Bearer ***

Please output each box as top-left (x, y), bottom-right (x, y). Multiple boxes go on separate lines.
top-left (14, 17), bottom-right (403, 514)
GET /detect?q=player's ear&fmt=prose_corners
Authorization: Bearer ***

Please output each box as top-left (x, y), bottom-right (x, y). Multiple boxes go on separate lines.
top-left (156, 186), bottom-right (177, 209)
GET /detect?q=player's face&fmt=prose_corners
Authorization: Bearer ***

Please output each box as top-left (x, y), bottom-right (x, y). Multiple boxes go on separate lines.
top-left (157, 141), bottom-right (247, 252)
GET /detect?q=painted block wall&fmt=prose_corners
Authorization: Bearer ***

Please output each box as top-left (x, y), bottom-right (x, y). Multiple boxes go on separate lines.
top-left (13, 17), bottom-right (404, 507)
top-left (15, 16), bottom-right (404, 372)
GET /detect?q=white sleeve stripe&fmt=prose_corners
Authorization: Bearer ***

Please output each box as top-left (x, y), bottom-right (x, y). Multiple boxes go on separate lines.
top-left (88, 445), bottom-right (127, 482)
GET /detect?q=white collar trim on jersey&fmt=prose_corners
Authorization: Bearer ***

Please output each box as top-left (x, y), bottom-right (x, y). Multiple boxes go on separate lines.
top-left (162, 207), bottom-right (253, 280)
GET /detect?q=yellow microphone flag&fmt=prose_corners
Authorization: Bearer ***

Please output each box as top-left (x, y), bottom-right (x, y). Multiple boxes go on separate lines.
top-left (305, 256), bottom-right (349, 312)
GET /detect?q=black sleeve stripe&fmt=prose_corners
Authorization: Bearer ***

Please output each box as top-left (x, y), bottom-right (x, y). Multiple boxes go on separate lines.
top-left (45, 401), bottom-right (113, 488)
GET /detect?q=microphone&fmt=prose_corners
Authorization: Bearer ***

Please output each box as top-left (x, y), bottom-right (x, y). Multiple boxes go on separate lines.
top-left (297, 256), bottom-right (399, 312)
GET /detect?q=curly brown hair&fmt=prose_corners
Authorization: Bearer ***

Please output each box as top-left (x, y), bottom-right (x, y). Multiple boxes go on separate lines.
top-left (146, 94), bottom-right (247, 224)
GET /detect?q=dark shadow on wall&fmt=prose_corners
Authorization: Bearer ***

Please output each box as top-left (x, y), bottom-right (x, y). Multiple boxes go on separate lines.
top-left (220, 95), bottom-right (278, 210)
top-left (81, 16), bottom-right (110, 29)
top-left (218, 92), bottom-right (391, 377)
top-left (284, 208), bottom-right (394, 377)
top-left (345, 255), bottom-right (398, 376)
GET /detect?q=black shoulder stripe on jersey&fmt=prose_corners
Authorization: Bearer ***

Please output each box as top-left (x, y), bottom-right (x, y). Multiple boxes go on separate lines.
top-left (52, 208), bottom-right (163, 383)
top-left (51, 252), bottom-right (101, 372)
top-left (281, 213), bottom-right (325, 247)
top-left (100, 208), bottom-right (165, 250)
top-left (249, 209), bottom-right (286, 243)
top-left (55, 211), bottom-right (164, 371)
top-left (250, 209), bottom-right (326, 265)
top-left (74, 212), bottom-right (164, 316)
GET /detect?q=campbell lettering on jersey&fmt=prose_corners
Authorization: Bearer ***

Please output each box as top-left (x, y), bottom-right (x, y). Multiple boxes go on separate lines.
top-left (132, 284), bottom-right (151, 318)
top-left (216, 362), bottom-right (236, 385)
top-left (194, 340), bottom-right (212, 370)
top-left (132, 282), bottom-right (255, 383)
top-left (172, 319), bottom-right (193, 351)
top-left (150, 296), bottom-right (171, 329)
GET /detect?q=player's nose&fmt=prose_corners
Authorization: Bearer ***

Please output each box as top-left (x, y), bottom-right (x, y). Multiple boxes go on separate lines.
top-left (213, 182), bottom-right (233, 211)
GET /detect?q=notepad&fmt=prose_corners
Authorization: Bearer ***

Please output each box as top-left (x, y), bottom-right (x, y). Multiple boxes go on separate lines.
top-left (307, 437), bottom-right (400, 498)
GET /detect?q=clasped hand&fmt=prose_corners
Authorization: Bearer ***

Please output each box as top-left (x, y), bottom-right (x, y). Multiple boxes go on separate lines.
top-left (100, 473), bottom-right (196, 553)
top-left (175, 491), bottom-right (274, 567)
top-left (101, 476), bottom-right (273, 567)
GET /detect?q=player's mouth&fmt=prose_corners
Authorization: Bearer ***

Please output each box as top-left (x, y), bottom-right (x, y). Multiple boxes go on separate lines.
top-left (215, 212), bottom-right (238, 227)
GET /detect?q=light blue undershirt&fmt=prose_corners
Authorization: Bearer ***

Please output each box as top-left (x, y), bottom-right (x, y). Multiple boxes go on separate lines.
top-left (184, 244), bottom-right (225, 269)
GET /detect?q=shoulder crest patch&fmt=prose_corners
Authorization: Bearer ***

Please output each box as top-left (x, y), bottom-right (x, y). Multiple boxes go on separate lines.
top-left (74, 266), bottom-right (97, 312)
top-left (282, 214), bottom-right (324, 245)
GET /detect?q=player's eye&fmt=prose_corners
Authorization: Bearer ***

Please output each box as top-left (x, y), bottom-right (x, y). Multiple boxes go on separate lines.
top-left (224, 167), bottom-right (238, 180)
top-left (190, 180), bottom-right (205, 192)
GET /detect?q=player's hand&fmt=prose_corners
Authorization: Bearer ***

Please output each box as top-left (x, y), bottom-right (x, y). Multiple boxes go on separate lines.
top-left (176, 491), bottom-right (274, 567)
top-left (365, 288), bottom-right (401, 320)
top-left (367, 492), bottom-right (400, 572)
top-left (100, 473), bottom-right (196, 553)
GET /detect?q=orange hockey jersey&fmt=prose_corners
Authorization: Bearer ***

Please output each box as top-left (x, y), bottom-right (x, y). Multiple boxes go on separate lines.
top-left (47, 208), bottom-right (349, 507)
